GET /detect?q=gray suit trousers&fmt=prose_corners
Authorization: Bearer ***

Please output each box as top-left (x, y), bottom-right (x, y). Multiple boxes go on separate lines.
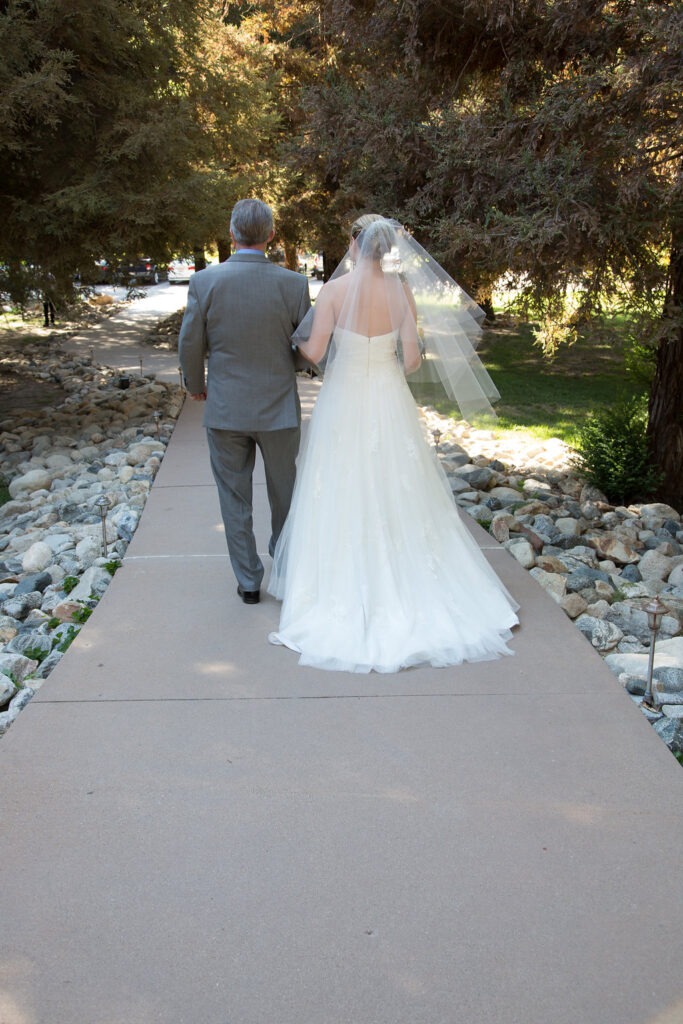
top-left (207, 426), bottom-right (300, 591)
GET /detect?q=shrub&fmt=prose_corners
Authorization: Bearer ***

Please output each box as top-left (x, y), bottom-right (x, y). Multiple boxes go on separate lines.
top-left (572, 397), bottom-right (662, 505)
top-left (62, 576), bottom-right (79, 594)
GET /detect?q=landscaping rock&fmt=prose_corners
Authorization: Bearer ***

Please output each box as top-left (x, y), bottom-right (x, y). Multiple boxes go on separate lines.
top-left (21, 541), bottom-right (53, 573)
top-left (505, 539), bottom-right (536, 569)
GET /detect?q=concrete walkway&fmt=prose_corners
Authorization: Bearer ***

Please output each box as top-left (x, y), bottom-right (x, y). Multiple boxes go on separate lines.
top-left (1, 303), bottom-right (683, 1024)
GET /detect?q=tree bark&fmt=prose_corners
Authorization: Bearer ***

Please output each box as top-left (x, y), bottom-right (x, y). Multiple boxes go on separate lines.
top-left (284, 241), bottom-right (298, 272)
top-left (647, 231), bottom-right (683, 511)
top-left (193, 247), bottom-right (207, 272)
top-left (217, 237), bottom-right (231, 263)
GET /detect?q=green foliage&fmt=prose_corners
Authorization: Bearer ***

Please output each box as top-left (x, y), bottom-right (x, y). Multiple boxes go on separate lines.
top-left (47, 618), bottom-right (61, 630)
top-left (21, 644), bottom-right (48, 665)
top-left (0, 477), bottom-right (10, 507)
top-left (55, 625), bottom-right (79, 653)
top-left (71, 607), bottom-right (92, 624)
top-left (104, 560), bottom-right (122, 576)
top-left (62, 576), bottom-right (79, 594)
top-left (0, 0), bottom-right (281, 298)
top-left (572, 398), bottom-right (662, 505)
top-left (274, 0), bottom-right (683, 505)
top-left (420, 317), bottom-right (645, 444)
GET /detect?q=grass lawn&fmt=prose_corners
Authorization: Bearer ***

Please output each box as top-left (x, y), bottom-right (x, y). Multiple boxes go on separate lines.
top-left (414, 317), bottom-right (647, 445)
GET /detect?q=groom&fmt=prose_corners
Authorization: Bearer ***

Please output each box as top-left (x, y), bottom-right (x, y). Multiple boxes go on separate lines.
top-left (178, 198), bottom-right (311, 604)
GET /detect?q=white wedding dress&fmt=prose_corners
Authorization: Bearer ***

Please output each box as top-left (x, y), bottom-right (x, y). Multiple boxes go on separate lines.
top-left (268, 328), bottom-right (519, 673)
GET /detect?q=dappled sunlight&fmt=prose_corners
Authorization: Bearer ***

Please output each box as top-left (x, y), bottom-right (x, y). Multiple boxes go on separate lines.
top-left (381, 786), bottom-right (421, 804)
top-left (0, 961), bottom-right (36, 1024)
top-left (646, 999), bottom-right (683, 1024)
top-left (388, 968), bottom-right (428, 997)
top-left (194, 659), bottom-right (238, 676)
top-left (0, 991), bottom-right (32, 1024)
top-left (484, 797), bottom-right (612, 828)
top-left (548, 801), bottom-right (606, 826)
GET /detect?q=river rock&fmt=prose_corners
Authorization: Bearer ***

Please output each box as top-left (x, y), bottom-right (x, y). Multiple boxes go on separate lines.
top-left (639, 549), bottom-right (675, 582)
top-left (652, 715), bottom-right (683, 755)
top-left (0, 651), bottom-right (38, 684)
top-left (110, 507), bottom-right (140, 541)
top-left (590, 619), bottom-right (623, 652)
top-left (75, 536), bottom-right (102, 568)
top-left (13, 572), bottom-right (51, 597)
top-left (590, 535), bottom-right (641, 564)
top-left (6, 632), bottom-right (52, 662)
top-left (529, 568), bottom-right (566, 600)
top-left (8, 469), bottom-right (52, 498)
top-left (605, 601), bottom-right (680, 644)
top-left (488, 486), bottom-right (525, 507)
top-left (453, 464), bottom-right (495, 489)
top-left (638, 503), bottom-right (681, 525)
top-left (0, 672), bottom-right (16, 705)
top-left (0, 686), bottom-right (35, 736)
top-left (555, 517), bottom-right (583, 537)
top-left (559, 593), bottom-right (588, 619)
top-left (68, 566), bottom-right (111, 602)
top-left (21, 542), bottom-right (54, 573)
top-left (566, 567), bottom-right (611, 593)
top-left (505, 539), bottom-right (536, 569)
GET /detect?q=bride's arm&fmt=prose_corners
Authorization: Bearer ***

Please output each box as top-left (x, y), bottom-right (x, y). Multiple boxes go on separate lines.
top-left (399, 281), bottom-right (422, 374)
top-left (296, 286), bottom-right (336, 366)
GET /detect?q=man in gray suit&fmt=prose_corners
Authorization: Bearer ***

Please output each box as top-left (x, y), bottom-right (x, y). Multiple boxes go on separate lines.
top-left (178, 199), bottom-right (311, 604)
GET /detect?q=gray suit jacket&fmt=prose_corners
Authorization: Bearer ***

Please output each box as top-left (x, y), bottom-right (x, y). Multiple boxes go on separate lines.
top-left (178, 253), bottom-right (311, 431)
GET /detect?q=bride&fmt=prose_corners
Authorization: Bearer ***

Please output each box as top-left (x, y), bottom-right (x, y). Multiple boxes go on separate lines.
top-left (268, 215), bottom-right (519, 673)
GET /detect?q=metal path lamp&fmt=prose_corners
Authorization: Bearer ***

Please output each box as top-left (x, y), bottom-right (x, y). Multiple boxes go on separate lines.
top-left (641, 596), bottom-right (669, 713)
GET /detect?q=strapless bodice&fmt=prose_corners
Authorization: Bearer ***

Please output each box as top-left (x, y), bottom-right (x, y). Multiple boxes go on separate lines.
top-left (330, 327), bottom-right (400, 373)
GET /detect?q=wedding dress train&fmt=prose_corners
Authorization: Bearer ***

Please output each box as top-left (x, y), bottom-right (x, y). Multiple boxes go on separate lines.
top-left (268, 329), bottom-right (519, 673)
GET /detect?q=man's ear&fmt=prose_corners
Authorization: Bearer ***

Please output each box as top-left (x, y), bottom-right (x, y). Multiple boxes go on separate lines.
top-left (268, 229), bottom-right (275, 243)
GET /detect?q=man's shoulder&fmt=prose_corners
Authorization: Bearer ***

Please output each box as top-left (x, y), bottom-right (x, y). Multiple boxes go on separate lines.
top-left (268, 264), bottom-right (310, 291)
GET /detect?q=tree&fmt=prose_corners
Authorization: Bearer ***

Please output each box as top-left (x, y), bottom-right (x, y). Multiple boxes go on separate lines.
top-left (289, 0), bottom-right (683, 506)
top-left (0, 0), bottom-right (279, 291)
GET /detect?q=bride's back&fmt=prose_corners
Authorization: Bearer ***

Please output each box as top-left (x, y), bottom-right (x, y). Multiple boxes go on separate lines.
top-left (333, 266), bottom-right (401, 338)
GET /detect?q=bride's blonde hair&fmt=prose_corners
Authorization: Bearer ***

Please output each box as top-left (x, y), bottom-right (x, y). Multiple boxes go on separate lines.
top-left (350, 214), bottom-right (397, 263)
top-left (350, 212), bottom-right (383, 239)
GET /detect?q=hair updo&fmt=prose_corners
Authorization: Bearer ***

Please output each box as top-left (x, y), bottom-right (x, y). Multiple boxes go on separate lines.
top-left (350, 214), bottom-right (398, 263)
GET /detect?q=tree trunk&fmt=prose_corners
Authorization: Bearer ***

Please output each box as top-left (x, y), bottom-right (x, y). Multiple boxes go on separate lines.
top-left (284, 241), bottom-right (298, 272)
top-left (647, 232), bottom-right (683, 511)
top-left (193, 247), bottom-right (207, 272)
top-left (217, 237), bottom-right (231, 263)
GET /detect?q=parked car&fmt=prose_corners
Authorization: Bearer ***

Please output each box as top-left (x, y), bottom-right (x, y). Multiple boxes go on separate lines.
top-left (167, 257), bottom-right (196, 284)
top-left (120, 258), bottom-right (163, 285)
top-left (75, 259), bottom-right (112, 285)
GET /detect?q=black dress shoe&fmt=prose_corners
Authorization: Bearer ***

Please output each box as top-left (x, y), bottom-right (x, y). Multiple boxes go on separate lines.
top-left (237, 585), bottom-right (260, 605)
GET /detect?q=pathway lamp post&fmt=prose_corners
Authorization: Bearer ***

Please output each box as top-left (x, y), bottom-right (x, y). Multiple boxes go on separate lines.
top-left (139, 357), bottom-right (144, 376)
top-left (432, 429), bottom-right (442, 453)
top-left (94, 495), bottom-right (110, 559)
top-left (642, 596), bottom-right (668, 713)
top-left (178, 367), bottom-right (184, 388)
top-left (153, 411), bottom-right (161, 438)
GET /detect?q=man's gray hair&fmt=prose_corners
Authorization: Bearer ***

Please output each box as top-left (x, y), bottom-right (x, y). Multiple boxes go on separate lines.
top-left (230, 199), bottom-right (274, 247)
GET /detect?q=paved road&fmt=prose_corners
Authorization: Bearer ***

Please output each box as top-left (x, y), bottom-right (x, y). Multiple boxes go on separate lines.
top-left (1, 290), bottom-right (682, 1024)
top-left (64, 281), bottom-right (190, 382)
